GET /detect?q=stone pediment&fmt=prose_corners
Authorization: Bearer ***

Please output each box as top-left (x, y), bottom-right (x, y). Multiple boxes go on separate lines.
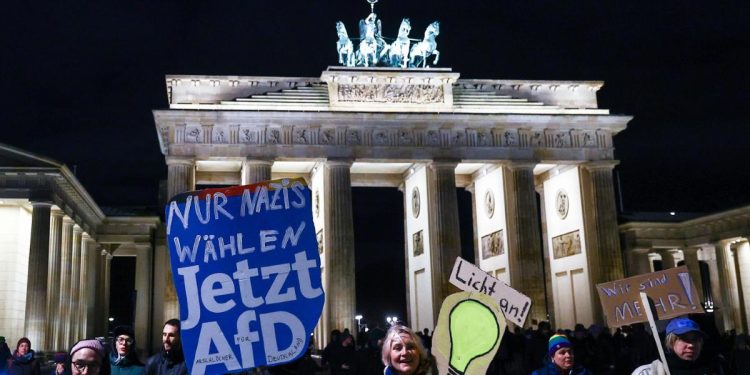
top-left (0, 142), bottom-right (63, 168)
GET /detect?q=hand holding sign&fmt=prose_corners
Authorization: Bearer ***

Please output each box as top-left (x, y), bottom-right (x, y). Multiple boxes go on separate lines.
top-left (166, 179), bottom-right (325, 375)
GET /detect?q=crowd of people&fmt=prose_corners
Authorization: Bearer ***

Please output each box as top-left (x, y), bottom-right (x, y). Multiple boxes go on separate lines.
top-left (0, 319), bottom-right (186, 375)
top-left (2, 315), bottom-right (749, 375)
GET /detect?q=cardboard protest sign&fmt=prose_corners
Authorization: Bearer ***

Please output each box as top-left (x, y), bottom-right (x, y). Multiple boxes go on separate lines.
top-left (165, 178), bottom-right (325, 375)
top-left (449, 257), bottom-right (532, 326)
top-left (596, 266), bottom-right (704, 327)
top-left (433, 292), bottom-right (505, 375)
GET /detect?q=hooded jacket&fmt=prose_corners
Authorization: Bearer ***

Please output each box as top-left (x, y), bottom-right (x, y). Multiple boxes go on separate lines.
top-left (110, 327), bottom-right (144, 375)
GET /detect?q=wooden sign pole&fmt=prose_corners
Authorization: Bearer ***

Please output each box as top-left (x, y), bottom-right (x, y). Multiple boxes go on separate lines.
top-left (639, 292), bottom-right (670, 375)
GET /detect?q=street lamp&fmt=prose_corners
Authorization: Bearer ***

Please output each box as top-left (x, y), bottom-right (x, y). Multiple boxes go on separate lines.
top-left (355, 314), bottom-right (363, 331)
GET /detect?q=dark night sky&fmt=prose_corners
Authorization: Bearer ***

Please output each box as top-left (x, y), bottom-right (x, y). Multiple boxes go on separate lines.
top-left (3, 1), bottom-right (749, 327)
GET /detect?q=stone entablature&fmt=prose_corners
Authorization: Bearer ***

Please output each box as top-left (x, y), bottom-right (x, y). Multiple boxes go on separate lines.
top-left (620, 206), bottom-right (750, 248)
top-left (321, 67), bottom-right (459, 112)
top-left (153, 110), bottom-right (628, 162)
top-left (97, 217), bottom-right (161, 245)
top-left (165, 68), bottom-right (606, 113)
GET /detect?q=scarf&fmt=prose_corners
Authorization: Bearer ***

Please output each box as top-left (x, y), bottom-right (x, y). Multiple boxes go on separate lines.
top-left (12, 351), bottom-right (33, 364)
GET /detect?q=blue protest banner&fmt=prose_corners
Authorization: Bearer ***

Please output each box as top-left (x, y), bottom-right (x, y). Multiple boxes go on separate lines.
top-left (165, 178), bottom-right (325, 375)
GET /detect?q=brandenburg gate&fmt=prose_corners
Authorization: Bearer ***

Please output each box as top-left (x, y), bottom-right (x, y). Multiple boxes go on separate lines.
top-left (153, 65), bottom-right (630, 346)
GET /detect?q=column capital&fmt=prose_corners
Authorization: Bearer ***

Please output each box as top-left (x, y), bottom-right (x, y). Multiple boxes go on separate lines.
top-left (73, 224), bottom-right (83, 233)
top-left (62, 216), bottom-right (75, 225)
top-left (243, 158), bottom-right (272, 166)
top-left (429, 159), bottom-right (459, 169)
top-left (51, 207), bottom-right (65, 217)
top-left (501, 160), bottom-right (536, 170)
top-left (29, 201), bottom-right (53, 208)
top-left (581, 160), bottom-right (619, 171)
top-left (325, 157), bottom-right (354, 167)
top-left (165, 156), bottom-right (195, 166)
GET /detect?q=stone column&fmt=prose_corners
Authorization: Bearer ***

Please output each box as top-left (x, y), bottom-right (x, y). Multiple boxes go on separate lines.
top-left (24, 202), bottom-right (51, 350)
top-left (166, 156), bottom-right (195, 200)
top-left (94, 248), bottom-right (106, 337)
top-left (426, 161), bottom-right (462, 318)
top-left (55, 216), bottom-right (74, 350)
top-left (579, 161), bottom-right (624, 324)
top-left (241, 159), bottom-right (272, 185)
top-left (683, 247), bottom-right (705, 301)
top-left (658, 249), bottom-right (677, 269)
top-left (101, 250), bottom-right (113, 336)
top-left (79, 234), bottom-right (96, 339)
top-left (715, 241), bottom-right (742, 332)
top-left (165, 156), bottom-right (194, 322)
top-left (46, 209), bottom-right (64, 350)
top-left (625, 249), bottom-right (653, 276)
top-left (323, 159), bottom-right (356, 331)
top-left (502, 163), bottom-right (546, 325)
top-left (536, 183), bottom-right (554, 325)
top-left (134, 243), bottom-right (154, 352)
top-left (735, 241), bottom-right (750, 333)
top-left (68, 225), bottom-right (82, 344)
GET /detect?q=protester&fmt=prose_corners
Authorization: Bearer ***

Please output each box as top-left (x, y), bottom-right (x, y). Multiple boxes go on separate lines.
top-left (0, 337), bottom-right (11, 375)
top-left (143, 319), bottom-right (186, 375)
top-left (70, 339), bottom-right (109, 375)
top-left (52, 353), bottom-right (69, 375)
top-left (7, 338), bottom-right (40, 375)
top-left (329, 333), bottom-right (356, 374)
top-left (532, 334), bottom-right (592, 375)
top-left (631, 316), bottom-right (724, 375)
top-left (381, 325), bottom-right (433, 375)
top-left (110, 326), bottom-right (144, 375)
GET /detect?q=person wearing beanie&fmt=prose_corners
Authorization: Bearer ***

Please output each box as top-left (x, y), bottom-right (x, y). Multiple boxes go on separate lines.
top-left (532, 334), bottom-right (592, 375)
top-left (110, 326), bottom-right (143, 375)
top-left (7, 338), bottom-right (40, 375)
top-left (70, 339), bottom-right (110, 375)
top-left (143, 320), bottom-right (186, 375)
top-left (631, 316), bottom-right (724, 375)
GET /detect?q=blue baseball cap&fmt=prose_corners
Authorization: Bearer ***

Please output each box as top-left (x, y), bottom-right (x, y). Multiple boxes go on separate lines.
top-left (666, 317), bottom-right (706, 337)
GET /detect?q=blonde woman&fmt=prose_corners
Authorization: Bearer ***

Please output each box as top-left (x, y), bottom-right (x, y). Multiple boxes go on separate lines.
top-left (381, 325), bottom-right (433, 375)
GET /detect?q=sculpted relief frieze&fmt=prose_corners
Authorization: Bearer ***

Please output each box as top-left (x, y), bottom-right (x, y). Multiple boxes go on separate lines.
top-left (337, 84), bottom-right (445, 104)
top-left (164, 123), bottom-right (610, 152)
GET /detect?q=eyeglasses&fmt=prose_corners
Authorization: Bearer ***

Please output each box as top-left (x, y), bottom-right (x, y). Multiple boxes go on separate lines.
top-left (72, 361), bottom-right (100, 373)
top-left (116, 337), bottom-right (133, 346)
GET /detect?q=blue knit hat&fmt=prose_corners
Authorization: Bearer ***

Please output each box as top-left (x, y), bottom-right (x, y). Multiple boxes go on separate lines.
top-left (548, 334), bottom-right (571, 357)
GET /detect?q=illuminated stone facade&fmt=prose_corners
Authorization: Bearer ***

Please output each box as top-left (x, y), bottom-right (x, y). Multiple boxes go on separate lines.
top-left (154, 67), bottom-right (631, 342)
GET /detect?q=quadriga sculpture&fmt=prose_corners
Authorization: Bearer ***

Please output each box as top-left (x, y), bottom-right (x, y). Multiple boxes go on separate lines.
top-left (387, 18), bottom-right (412, 68)
top-left (336, 21), bottom-right (355, 67)
top-left (409, 21), bottom-right (440, 68)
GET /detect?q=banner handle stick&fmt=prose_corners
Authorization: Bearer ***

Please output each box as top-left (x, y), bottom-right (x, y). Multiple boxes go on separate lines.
top-left (639, 292), bottom-right (670, 375)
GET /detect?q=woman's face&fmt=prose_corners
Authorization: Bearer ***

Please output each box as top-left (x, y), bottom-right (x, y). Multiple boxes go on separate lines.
top-left (71, 348), bottom-right (100, 375)
top-left (552, 347), bottom-right (575, 371)
top-left (116, 335), bottom-right (132, 356)
top-left (18, 342), bottom-right (29, 355)
top-left (673, 333), bottom-right (703, 361)
top-left (388, 333), bottom-right (420, 375)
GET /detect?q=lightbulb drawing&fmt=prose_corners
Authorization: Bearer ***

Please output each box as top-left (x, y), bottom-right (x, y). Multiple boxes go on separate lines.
top-left (447, 299), bottom-right (500, 375)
